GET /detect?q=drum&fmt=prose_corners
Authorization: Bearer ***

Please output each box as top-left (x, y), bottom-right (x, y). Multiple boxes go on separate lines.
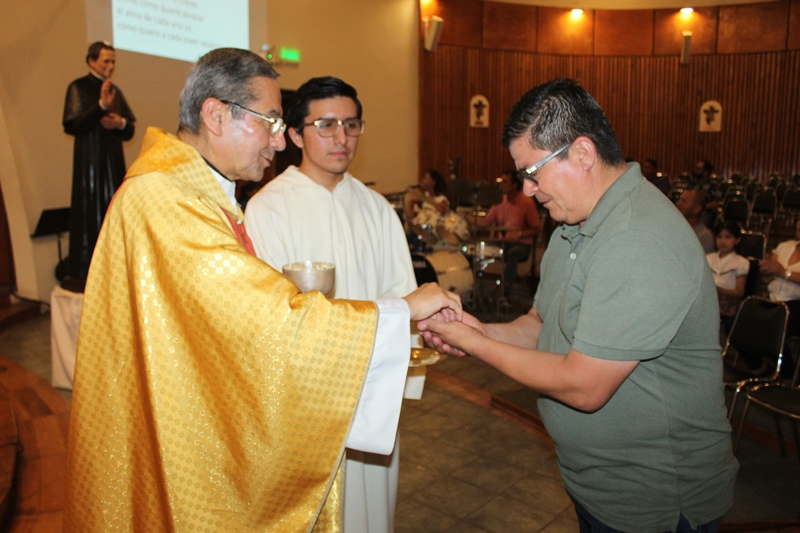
top-left (437, 211), bottom-right (471, 245)
top-left (410, 206), bottom-right (442, 245)
top-left (463, 241), bottom-right (504, 259)
top-left (412, 250), bottom-right (473, 298)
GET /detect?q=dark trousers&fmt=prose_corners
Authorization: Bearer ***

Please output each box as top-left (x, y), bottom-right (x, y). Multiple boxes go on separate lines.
top-left (570, 494), bottom-right (722, 533)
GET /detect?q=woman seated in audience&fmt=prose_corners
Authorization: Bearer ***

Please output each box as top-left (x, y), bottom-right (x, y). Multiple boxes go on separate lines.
top-left (759, 219), bottom-right (800, 380)
top-left (706, 221), bottom-right (749, 333)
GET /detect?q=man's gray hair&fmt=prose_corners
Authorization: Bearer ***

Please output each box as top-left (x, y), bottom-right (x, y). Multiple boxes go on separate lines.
top-left (178, 48), bottom-right (279, 134)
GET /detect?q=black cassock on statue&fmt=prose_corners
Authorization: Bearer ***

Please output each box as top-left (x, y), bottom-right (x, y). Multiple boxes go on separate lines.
top-left (62, 74), bottom-right (135, 288)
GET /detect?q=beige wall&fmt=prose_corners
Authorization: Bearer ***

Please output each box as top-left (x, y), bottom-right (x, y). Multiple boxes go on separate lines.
top-left (0, 0), bottom-right (420, 302)
top-left (266, 1), bottom-right (420, 191)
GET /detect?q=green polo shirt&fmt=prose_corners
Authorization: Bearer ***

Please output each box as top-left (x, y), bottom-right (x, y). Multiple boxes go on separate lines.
top-left (534, 163), bottom-right (738, 532)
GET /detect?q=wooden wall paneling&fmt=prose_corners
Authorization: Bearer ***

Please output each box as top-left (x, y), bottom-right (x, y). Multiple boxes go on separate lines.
top-left (538, 8), bottom-right (595, 56)
top-left (790, 0), bottom-right (800, 50)
top-left (483, 2), bottom-right (538, 52)
top-left (434, 0), bottom-right (483, 49)
top-left (594, 10), bottom-right (655, 56)
top-left (654, 7), bottom-right (718, 56)
top-left (718, 1), bottom-right (790, 54)
top-left (420, 49), bottom-right (800, 194)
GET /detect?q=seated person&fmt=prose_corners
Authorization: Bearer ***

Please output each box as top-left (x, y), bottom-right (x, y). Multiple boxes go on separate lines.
top-left (759, 219), bottom-right (800, 380)
top-left (468, 170), bottom-right (541, 297)
top-left (676, 188), bottom-right (715, 254)
top-left (706, 221), bottom-right (749, 333)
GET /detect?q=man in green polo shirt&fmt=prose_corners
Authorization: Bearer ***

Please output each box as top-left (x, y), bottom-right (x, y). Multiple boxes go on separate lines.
top-left (419, 78), bottom-right (738, 532)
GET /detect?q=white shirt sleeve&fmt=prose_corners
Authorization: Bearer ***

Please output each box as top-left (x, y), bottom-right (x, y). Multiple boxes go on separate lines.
top-left (345, 298), bottom-right (410, 455)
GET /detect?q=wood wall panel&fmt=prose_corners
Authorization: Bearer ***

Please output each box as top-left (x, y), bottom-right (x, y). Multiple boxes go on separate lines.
top-left (791, 0), bottom-right (800, 50)
top-left (538, 8), bottom-right (595, 55)
top-left (595, 10), bottom-right (655, 56)
top-left (483, 2), bottom-right (538, 52)
top-left (654, 7), bottom-right (718, 55)
top-left (420, 46), bottom-right (800, 185)
top-left (718, 1), bottom-right (790, 53)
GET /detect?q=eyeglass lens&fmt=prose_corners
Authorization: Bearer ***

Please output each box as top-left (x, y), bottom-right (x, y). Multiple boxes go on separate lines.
top-left (313, 119), bottom-right (364, 137)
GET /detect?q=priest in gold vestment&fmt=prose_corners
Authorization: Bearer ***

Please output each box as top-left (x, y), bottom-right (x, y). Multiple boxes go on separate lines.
top-left (63, 48), bottom-right (461, 532)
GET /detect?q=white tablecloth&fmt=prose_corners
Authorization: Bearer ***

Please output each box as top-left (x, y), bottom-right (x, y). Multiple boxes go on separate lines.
top-left (50, 286), bottom-right (83, 390)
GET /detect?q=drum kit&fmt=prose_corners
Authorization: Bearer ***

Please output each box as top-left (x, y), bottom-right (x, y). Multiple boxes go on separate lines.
top-left (400, 178), bottom-right (511, 314)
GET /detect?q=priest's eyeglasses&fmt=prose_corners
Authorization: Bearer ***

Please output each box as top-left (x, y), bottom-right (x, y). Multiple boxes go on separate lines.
top-left (519, 142), bottom-right (572, 185)
top-left (220, 100), bottom-right (286, 138)
top-left (303, 118), bottom-right (365, 138)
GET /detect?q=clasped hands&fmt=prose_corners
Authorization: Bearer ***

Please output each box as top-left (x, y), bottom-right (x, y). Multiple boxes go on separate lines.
top-left (402, 282), bottom-right (483, 358)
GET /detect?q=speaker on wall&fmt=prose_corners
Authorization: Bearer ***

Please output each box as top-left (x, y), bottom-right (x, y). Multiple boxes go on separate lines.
top-left (424, 16), bottom-right (444, 52)
top-left (680, 31), bottom-right (692, 65)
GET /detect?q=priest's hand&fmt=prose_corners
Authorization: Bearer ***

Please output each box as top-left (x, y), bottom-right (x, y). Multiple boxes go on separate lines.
top-left (417, 311), bottom-right (485, 357)
top-left (403, 283), bottom-right (462, 323)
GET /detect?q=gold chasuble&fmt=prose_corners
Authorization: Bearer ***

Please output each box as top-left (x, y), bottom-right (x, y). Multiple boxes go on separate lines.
top-left (64, 127), bottom-right (378, 532)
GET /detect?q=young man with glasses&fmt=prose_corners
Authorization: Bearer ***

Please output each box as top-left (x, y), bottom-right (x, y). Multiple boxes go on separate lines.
top-left (245, 76), bottom-right (417, 533)
top-left (420, 78), bottom-right (738, 533)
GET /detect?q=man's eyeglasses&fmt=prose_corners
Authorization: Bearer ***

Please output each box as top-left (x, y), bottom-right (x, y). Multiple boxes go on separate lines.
top-left (220, 100), bottom-right (286, 138)
top-left (519, 142), bottom-right (572, 185)
top-left (303, 118), bottom-right (365, 138)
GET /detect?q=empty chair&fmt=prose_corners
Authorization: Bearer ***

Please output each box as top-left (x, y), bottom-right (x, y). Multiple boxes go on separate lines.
top-left (722, 296), bottom-right (789, 420)
top-left (736, 230), bottom-right (766, 260)
top-left (723, 197), bottom-right (749, 226)
top-left (752, 189), bottom-right (777, 218)
top-left (734, 382), bottom-right (800, 460)
top-left (736, 231), bottom-right (766, 297)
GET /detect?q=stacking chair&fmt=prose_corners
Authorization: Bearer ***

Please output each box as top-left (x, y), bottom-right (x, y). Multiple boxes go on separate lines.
top-left (722, 196), bottom-right (749, 226)
top-left (736, 230), bottom-right (766, 261)
top-left (734, 383), bottom-right (800, 460)
top-left (722, 296), bottom-right (789, 420)
top-left (736, 231), bottom-right (766, 297)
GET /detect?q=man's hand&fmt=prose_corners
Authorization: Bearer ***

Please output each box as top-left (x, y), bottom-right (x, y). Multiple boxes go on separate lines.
top-left (403, 283), bottom-right (462, 322)
top-left (417, 311), bottom-right (485, 357)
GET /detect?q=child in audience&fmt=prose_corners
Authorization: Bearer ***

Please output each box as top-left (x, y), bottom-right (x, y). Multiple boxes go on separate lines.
top-left (706, 221), bottom-right (750, 332)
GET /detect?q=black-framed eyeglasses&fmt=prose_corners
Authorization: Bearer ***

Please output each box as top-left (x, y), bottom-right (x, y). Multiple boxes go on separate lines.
top-left (303, 118), bottom-right (365, 138)
top-left (219, 99), bottom-right (286, 138)
top-left (519, 142), bottom-right (572, 185)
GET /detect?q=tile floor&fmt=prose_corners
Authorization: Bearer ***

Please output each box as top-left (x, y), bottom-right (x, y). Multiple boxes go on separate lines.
top-left (1, 310), bottom-right (799, 532)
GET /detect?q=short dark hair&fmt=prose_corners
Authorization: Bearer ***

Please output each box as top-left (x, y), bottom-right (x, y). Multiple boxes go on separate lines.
top-left (426, 169), bottom-right (448, 197)
top-left (501, 78), bottom-right (625, 167)
top-left (502, 169), bottom-right (523, 191)
top-left (286, 76), bottom-right (362, 132)
top-left (86, 41), bottom-right (114, 63)
top-left (714, 220), bottom-right (742, 239)
top-left (178, 48), bottom-right (279, 135)
top-left (645, 158), bottom-right (658, 168)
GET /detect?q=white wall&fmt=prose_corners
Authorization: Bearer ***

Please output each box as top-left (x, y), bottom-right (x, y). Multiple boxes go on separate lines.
top-left (0, 0), bottom-right (419, 302)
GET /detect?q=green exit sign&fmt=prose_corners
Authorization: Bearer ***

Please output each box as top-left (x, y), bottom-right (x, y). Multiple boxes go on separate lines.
top-left (280, 48), bottom-right (300, 63)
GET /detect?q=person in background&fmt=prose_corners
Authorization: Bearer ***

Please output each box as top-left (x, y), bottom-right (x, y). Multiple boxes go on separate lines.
top-left (468, 170), bottom-right (541, 298)
top-left (63, 49), bottom-right (461, 532)
top-left (676, 188), bottom-right (715, 254)
top-left (244, 75), bottom-right (417, 533)
top-left (690, 158), bottom-right (721, 228)
top-left (642, 158), bottom-right (670, 196)
top-left (706, 221), bottom-right (749, 333)
top-left (759, 218), bottom-right (800, 380)
top-left (406, 168), bottom-right (451, 220)
top-left (420, 78), bottom-right (738, 533)
top-left (62, 40), bottom-right (136, 291)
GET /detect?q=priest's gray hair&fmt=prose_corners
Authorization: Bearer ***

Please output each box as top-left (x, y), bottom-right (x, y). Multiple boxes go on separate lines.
top-left (178, 48), bottom-right (279, 135)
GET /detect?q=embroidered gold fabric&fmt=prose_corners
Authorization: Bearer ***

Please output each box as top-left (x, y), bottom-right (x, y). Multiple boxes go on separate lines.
top-left (64, 128), bottom-right (377, 532)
